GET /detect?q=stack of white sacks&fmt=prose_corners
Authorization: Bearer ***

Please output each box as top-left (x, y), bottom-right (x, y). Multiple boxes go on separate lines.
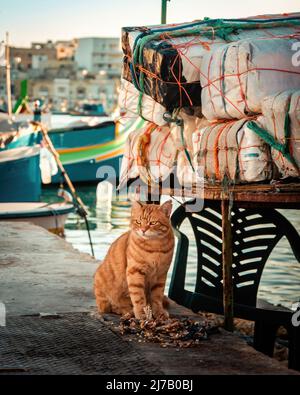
top-left (119, 15), bottom-right (300, 186)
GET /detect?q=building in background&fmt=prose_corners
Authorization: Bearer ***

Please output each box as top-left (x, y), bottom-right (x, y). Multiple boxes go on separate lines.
top-left (75, 37), bottom-right (122, 77)
top-left (11, 41), bottom-right (57, 72)
top-left (30, 74), bottom-right (116, 112)
top-left (7, 37), bottom-right (122, 113)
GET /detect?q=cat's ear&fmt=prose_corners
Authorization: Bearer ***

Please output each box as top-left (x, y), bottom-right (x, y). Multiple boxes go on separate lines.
top-left (131, 201), bottom-right (144, 211)
top-left (160, 200), bottom-right (172, 217)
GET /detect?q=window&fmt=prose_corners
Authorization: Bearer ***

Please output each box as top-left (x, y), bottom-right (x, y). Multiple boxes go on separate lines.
top-left (39, 86), bottom-right (49, 97)
top-left (77, 87), bottom-right (86, 98)
top-left (58, 87), bottom-right (66, 93)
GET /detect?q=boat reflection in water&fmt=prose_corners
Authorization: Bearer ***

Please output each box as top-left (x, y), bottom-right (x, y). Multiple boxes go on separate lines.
top-left (96, 181), bottom-right (131, 230)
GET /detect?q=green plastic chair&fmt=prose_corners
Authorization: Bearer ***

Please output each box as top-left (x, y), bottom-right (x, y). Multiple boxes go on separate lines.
top-left (169, 199), bottom-right (300, 370)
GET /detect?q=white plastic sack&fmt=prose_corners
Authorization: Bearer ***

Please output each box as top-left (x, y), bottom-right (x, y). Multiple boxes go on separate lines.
top-left (201, 37), bottom-right (300, 120)
top-left (118, 78), bottom-right (168, 126)
top-left (170, 111), bottom-right (209, 185)
top-left (119, 122), bottom-right (178, 187)
top-left (193, 119), bottom-right (272, 183)
top-left (255, 90), bottom-right (300, 178)
top-left (159, 25), bottom-right (300, 83)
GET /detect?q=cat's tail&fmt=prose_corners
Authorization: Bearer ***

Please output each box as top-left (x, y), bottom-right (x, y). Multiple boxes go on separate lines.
top-left (163, 296), bottom-right (171, 309)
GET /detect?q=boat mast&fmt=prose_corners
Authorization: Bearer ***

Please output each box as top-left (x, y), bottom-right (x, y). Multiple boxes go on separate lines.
top-left (161, 0), bottom-right (170, 24)
top-left (5, 32), bottom-right (12, 117)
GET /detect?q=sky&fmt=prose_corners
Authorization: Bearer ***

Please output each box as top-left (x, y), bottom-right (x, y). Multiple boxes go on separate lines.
top-left (0, 0), bottom-right (299, 47)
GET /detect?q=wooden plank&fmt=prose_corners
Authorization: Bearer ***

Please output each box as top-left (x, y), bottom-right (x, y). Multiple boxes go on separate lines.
top-left (221, 198), bottom-right (234, 332)
top-left (156, 183), bottom-right (300, 207)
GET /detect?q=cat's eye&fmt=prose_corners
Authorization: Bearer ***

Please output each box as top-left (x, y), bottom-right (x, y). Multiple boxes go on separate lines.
top-left (150, 221), bottom-right (158, 226)
top-left (135, 220), bottom-right (141, 225)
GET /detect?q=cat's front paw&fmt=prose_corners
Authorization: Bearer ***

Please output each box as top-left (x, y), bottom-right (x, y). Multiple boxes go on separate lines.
top-left (133, 307), bottom-right (147, 321)
top-left (135, 312), bottom-right (147, 320)
top-left (154, 309), bottom-right (169, 321)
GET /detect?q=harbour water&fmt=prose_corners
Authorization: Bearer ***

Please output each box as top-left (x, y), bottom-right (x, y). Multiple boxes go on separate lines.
top-left (43, 184), bottom-right (300, 309)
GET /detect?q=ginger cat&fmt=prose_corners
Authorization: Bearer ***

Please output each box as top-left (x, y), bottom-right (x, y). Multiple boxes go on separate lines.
top-left (94, 200), bottom-right (174, 320)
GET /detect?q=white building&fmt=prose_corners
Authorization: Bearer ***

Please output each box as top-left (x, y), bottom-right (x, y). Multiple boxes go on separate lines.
top-left (53, 78), bottom-right (70, 103)
top-left (75, 37), bottom-right (122, 77)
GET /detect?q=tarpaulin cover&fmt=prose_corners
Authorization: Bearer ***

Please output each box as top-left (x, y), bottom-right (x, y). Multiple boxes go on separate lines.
top-left (123, 36), bottom-right (203, 110)
top-left (118, 78), bottom-right (168, 126)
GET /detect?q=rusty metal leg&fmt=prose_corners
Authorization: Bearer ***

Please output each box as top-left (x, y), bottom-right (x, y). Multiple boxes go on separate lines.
top-left (147, 181), bottom-right (162, 204)
top-left (221, 199), bottom-right (234, 331)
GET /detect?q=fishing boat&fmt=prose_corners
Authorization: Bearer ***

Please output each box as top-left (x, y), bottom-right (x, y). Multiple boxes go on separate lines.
top-left (1, 114), bottom-right (143, 183)
top-left (0, 202), bottom-right (74, 236)
top-left (49, 113), bottom-right (109, 130)
top-left (50, 116), bottom-right (144, 183)
top-left (53, 102), bottom-right (107, 118)
top-left (0, 145), bottom-right (75, 234)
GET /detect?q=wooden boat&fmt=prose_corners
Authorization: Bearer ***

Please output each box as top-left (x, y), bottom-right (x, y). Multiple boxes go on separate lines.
top-left (0, 145), bottom-right (75, 235)
top-left (51, 117), bottom-right (144, 183)
top-left (0, 146), bottom-right (41, 202)
top-left (1, 115), bottom-right (143, 183)
top-left (50, 118), bottom-right (117, 183)
top-left (0, 202), bottom-right (74, 235)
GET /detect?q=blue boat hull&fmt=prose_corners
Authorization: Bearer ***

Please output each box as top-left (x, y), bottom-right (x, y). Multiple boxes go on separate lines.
top-left (51, 154), bottom-right (122, 183)
top-left (0, 148), bottom-right (41, 203)
top-left (50, 121), bottom-right (122, 183)
top-left (49, 121), bottom-right (115, 149)
top-left (1, 121), bottom-right (117, 183)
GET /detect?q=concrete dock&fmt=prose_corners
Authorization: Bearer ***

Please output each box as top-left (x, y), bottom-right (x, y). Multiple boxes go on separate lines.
top-left (0, 222), bottom-right (298, 375)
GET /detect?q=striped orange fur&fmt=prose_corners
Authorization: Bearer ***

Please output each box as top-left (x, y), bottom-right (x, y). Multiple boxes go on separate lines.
top-left (94, 200), bottom-right (174, 320)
